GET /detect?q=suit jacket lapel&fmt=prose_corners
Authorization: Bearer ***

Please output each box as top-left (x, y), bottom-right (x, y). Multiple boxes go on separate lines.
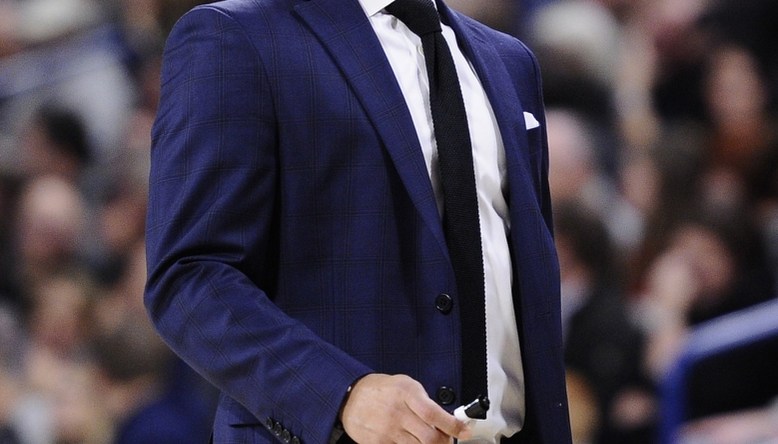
top-left (293, 0), bottom-right (448, 254)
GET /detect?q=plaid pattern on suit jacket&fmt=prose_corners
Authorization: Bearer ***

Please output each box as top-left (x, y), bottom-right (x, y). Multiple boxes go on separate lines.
top-left (145, 0), bottom-right (571, 442)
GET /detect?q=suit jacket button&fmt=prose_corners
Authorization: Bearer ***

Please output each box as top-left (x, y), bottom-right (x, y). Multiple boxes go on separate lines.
top-left (265, 417), bottom-right (274, 430)
top-left (272, 421), bottom-right (283, 435)
top-left (436, 386), bottom-right (456, 405)
top-left (291, 437), bottom-right (301, 444)
top-left (435, 293), bottom-right (453, 314)
top-left (281, 429), bottom-right (292, 443)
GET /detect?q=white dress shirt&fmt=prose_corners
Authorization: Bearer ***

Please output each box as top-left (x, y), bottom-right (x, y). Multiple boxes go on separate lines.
top-left (357, 0), bottom-right (526, 441)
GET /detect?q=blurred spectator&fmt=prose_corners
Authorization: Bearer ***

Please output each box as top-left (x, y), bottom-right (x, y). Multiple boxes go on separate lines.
top-left (15, 176), bottom-right (85, 284)
top-left (637, 207), bottom-right (775, 381)
top-left (624, 123), bottom-right (708, 290)
top-left (0, 0), bottom-right (135, 180)
top-left (703, 45), bottom-right (771, 172)
top-left (93, 317), bottom-right (210, 444)
top-left (545, 106), bottom-right (646, 264)
top-left (547, 108), bottom-right (614, 211)
top-left (93, 241), bottom-right (150, 335)
top-left (26, 269), bottom-right (95, 360)
top-left (555, 202), bottom-right (654, 443)
top-left (530, 0), bottom-right (619, 165)
top-left (12, 177), bottom-right (88, 301)
top-left (698, 43), bottom-right (778, 214)
top-left (700, 0), bottom-right (778, 112)
top-left (531, 1), bottom-right (619, 91)
top-left (3, 267), bottom-right (109, 444)
top-left (44, 358), bottom-right (110, 444)
top-left (18, 105), bottom-right (92, 186)
top-left (646, 0), bottom-right (712, 124)
top-left (92, 180), bottom-right (148, 285)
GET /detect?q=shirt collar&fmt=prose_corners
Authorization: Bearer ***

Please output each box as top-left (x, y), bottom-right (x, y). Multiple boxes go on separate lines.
top-left (357, 0), bottom-right (438, 17)
top-left (358, 0), bottom-right (393, 17)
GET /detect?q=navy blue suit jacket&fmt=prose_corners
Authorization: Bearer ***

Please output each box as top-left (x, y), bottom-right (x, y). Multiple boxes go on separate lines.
top-left (145, 0), bottom-right (571, 442)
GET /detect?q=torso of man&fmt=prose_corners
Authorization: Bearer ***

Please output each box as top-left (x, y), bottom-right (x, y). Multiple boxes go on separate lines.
top-left (359, 1), bottom-right (526, 440)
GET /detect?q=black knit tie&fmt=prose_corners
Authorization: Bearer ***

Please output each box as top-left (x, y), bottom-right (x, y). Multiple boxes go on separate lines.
top-left (386, 0), bottom-right (487, 405)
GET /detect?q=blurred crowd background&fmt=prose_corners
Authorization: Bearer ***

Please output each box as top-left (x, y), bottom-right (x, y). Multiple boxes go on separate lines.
top-left (1, 0), bottom-right (777, 443)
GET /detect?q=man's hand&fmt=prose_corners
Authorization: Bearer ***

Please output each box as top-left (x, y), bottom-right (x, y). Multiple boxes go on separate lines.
top-left (340, 374), bottom-right (472, 443)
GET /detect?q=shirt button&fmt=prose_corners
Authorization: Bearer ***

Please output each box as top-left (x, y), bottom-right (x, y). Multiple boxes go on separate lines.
top-left (436, 386), bottom-right (456, 405)
top-left (435, 293), bottom-right (453, 314)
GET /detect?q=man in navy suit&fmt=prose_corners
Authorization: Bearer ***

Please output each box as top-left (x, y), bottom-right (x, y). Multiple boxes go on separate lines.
top-left (145, 0), bottom-right (572, 442)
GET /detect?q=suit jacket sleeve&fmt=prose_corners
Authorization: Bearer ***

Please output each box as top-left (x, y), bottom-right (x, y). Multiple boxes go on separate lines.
top-left (145, 6), bottom-right (372, 442)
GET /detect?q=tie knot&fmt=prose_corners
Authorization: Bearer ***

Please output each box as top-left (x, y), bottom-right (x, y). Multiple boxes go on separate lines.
top-left (385, 0), bottom-right (441, 36)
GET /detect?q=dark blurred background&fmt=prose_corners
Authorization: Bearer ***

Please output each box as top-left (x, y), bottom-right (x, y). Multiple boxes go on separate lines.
top-left (1, 0), bottom-right (777, 443)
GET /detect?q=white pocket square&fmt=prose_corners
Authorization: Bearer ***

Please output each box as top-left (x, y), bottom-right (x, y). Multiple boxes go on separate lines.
top-left (523, 111), bottom-right (540, 130)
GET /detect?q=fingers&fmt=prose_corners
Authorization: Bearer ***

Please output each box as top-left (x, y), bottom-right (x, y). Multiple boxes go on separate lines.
top-left (405, 392), bottom-right (471, 440)
top-left (340, 373), bottom-right (471, 443)
top-left (403, 419), bottom-right (451, 444)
